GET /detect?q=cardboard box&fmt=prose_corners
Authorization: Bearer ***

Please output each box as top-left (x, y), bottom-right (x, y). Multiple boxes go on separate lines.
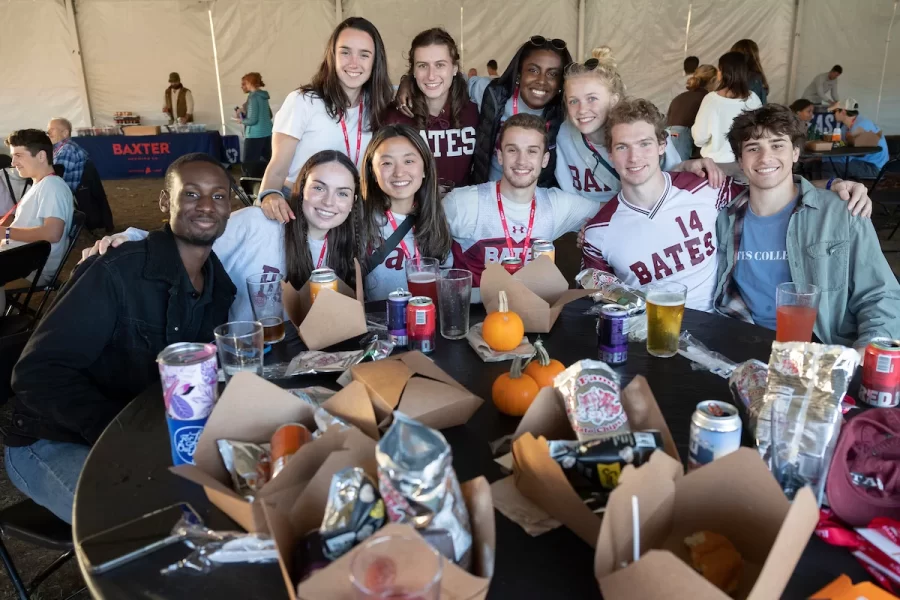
top-left (593, 448), bottom-right (819, 600)
top-left (262, 444), bottom-right (495, 600)
top-left (170, 372), bottom-right (350, 532)
top-left (510, 375), bottom-right (679, 547)
top-left (122, 125), bottom-right (161, 136)
top-left (805, 140), bottom-right (833, 152)
top-left (331, 351), bottom-right (484, 437)
top-left (282, 260), bottom-right (367, 350)
top-left (852, 130), bottom-right (884, 148)
top-left (480, 257), bottom-right (593, 333)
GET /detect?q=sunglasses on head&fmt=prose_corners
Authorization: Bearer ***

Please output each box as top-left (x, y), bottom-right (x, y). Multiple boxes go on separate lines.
top-left (529, 35), bottom-right (567, 51)
top-left (567, 58), bottom-right (600, 70)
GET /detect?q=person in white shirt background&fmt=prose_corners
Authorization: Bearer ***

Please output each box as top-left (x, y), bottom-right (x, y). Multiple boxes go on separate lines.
top-left (360, 124), bottom-right (452, 301)
top-left (1, 129), bottom-right (74, 314)
top-left (691, 51), bottom-right (762, 164)
top-left (81, 151), bottom-right (365, 322)
top-left (259, 17), bottom-right (393, 223)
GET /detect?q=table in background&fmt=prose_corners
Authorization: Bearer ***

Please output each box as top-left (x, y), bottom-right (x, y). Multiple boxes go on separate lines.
top-left (72, 132), bottom-right (241, 180)
top-left (72, 300), bottom-right (872, 599)
top-left (800, 145), bottom-right (881, 179)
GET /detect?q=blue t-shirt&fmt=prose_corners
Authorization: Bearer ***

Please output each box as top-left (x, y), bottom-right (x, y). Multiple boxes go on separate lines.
top-left (836, 116), bottom-right (889, 170)
top-left (733, 197), bottom-right (796, 329)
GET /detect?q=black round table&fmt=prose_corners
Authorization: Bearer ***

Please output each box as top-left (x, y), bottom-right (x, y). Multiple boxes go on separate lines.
top-left (799, 145), bottom-right (881, 179)
top-left (73, 299), bottom-right (871, 598)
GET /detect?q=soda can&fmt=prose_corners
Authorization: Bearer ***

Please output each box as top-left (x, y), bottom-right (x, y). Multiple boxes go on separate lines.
top-left (530, 239), bottom-right (556, 263)
top-left (688, 400), bottom-right (742, 470)
top-left (271, 423), bottom-right (312, 478)
top-left (310, 268), bottom-right (339, 303)
top-left (387, 289), bottom-right (412, 348)
top-left (859, 338), bottom-right (900, 407)
top-left (157, 342), bottom-right (219, 466)
top-left (500, 256), bottom-right (523, 275)
top-left (597, 305), bottom-right (628, 365)
top-left (407, 296), bottom-right (436, 354)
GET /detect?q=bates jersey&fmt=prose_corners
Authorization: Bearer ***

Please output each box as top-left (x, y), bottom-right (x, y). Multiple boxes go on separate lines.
top-left (444, 182), bottom-right (598, 291)
top-left (582, 172), bottom-right (745, 312)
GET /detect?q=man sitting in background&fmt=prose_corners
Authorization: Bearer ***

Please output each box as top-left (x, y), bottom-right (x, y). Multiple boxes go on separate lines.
top-left (1, 129), bottom-right (74, 287)
top-left (3, 153), bottom-right (235, 523)
top-left (826, 98), bottom-right (889, 179)
top-left (47, 117), bottom-right (89, 193)
top-left (715, 104), bottom-right (898, 351)
top-left (803, 65), bottom-right (841, 105)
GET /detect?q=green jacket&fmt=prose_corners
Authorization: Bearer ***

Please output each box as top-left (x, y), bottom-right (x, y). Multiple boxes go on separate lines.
top-left (241, 90), bottom-right (273, 139)
top-left (714, 176), bottom-right (900, 348)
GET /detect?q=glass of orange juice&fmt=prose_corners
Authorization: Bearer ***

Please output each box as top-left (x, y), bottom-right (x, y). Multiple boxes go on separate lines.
top-left (775, 282), bottom-right (820, 342)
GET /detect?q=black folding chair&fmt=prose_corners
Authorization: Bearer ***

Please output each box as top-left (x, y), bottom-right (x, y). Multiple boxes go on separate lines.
top-left (233, 179), bottom-right (256, 208)
top-left (1, 241), bottom-right (50, 333)
top-left (6, 211), bottom-right (86, 321)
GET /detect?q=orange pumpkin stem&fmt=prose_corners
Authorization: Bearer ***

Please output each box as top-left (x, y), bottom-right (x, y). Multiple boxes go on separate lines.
top-left (509, 357), bottom-right (525, 379)
top-left (498, 290), bottom-right (510, 313)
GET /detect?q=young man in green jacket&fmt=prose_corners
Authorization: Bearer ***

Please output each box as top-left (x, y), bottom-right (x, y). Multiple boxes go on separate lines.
top-left (714, 104), bottom-right (900, 354)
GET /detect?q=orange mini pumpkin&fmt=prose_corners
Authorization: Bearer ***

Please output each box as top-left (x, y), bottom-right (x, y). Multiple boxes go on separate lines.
top-left (492, 357), bottom-right (540, 417)
top-left (483, 290), bottom-right (525, 352)
top-left (523, 339), bottom-right (565, 388)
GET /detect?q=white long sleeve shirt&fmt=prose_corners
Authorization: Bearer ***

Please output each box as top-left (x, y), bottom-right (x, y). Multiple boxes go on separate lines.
top-left (691, 91), bottom-right (762, 163)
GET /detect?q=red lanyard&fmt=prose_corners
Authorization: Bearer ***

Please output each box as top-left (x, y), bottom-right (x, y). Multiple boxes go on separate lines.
top-left (385, 211), bottom-right (418, 260)
top-left (495, 181), bottom-right (535, 258)
top-left (512, 86), bottom-right (520, 115)
top-left (340, 102), bottom-right (364, 166)
top-left (316, 238), bottom-right (327, 269)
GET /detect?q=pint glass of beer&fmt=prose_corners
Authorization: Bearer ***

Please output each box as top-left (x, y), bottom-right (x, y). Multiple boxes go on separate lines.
top-left (646, 281), bottom-right (687, 358)
top-left (246, 273), bottom-right (286, 344)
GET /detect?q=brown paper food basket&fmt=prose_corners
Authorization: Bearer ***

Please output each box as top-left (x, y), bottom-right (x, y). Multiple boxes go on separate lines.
top-left (480, 257), bottom-right (593, 333)
top-left (329, 351), bottom-right (484, 437)
top-left (169, 372), bottom-right (352, 532)
top-left (263, 441), bottom-right (495, 600)
top-left (509, 375), bottom-right (680, 547)
top-left (594, 448), bottom-right (818, 600)
top-left (282, 259), bottom-right (368, 350)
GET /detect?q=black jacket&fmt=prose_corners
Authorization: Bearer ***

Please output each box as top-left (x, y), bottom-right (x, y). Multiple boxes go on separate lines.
top-left (471, 82), bottom-right (564, 189)
top-left (5, 226), bottom-right (235, 447)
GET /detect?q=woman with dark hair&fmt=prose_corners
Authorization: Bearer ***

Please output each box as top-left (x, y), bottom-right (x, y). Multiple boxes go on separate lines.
top-left (360, 124), bottom-right (452, 301)
top-left (260, 17), bottom-right (393, 224)
top-left (790, 99), bottom-right (815, 123)
top-left (731, 39), bottom-right (768, 104)
top-left (691, 51), bottom-right (762, 163)
top-left (469, 36), bottom-right (573, 187)
top-left (666, 64), bottom-right (718, 159)
top-left (383, 28), bottom-right (478, 193)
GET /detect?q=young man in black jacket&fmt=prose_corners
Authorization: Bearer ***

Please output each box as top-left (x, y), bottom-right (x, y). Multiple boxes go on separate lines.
top-left (3, 153), bottom-right (236, 523)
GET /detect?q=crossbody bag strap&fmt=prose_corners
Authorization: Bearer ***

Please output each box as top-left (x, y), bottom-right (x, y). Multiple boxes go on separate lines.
top-left (364, 214), bottom-right (415, 274)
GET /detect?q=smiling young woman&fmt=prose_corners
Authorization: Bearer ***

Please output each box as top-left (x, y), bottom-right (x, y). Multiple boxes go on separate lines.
top-left (258, 17), bottom-right (393, 224)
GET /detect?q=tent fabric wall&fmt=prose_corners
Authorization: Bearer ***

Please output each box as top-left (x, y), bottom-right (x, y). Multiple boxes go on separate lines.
top-left (0, 0), bottom-right (89, 135)
top-left (793, 0), bottom-right (899, 134)
top-left (212, 0), bottom-right (335, 137)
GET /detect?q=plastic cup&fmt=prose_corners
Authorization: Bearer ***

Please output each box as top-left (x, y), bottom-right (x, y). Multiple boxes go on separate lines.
top-left (438, 269), bottom-right (472, 340)
top-left (349, 535), bottom-right (442, 600)
top-left (246, 273), bottom-right (286, 344)
top-left (776, 282), bottom-right (820, 342)
top-left (645, 281), bottom-right (687, 358)
top-left (214, 321), bottom-right (264, 382)
top-left (406, 257), bottom-right (440, 306)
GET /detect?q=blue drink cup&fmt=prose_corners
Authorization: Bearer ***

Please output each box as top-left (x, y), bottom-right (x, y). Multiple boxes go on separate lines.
top-left (157, 342), bottom-right (219, 466)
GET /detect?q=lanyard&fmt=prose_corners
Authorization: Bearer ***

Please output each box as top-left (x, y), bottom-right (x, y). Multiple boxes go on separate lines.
top-left (316, 238), bottom-right (327, 269)
top-left (340, 101), bottom-right (364, 166)
top-left (583, 136), bottom-right (620, 181)
top-left (512, 86), bottom-right (520, 115)
top-left (495, 181), bottom-right (535, 259)
top-left (385, 211), bottom-right (418, 260)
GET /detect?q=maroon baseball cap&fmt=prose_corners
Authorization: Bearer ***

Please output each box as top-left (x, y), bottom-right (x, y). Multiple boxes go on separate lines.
top-left (826, 408), bottom-right (900, 527)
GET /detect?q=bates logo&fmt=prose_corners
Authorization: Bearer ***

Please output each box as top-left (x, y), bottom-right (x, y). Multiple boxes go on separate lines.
top-left (112, 142), bottom-right (171, 156)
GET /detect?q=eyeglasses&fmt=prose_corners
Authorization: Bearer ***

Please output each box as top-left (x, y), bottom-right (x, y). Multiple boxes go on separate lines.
top-left (529, 36), bottom-right (567, 51)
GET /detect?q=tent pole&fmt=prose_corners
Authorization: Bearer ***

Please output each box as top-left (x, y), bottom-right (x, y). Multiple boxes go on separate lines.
top-left (335, 0), bottom-right (342, 23)
top-left (786, 0), bottom-right (805, 105)
top-left (875, 0), bottom-right (898, 123)
top-left (65, 0), bottom-right (93, 127)
top-left (460, 6), bottom-right (464, 71)
top-left (577, 0), bottom-right (585, 62)
top-left (208, 3), bottom-right (226, 136)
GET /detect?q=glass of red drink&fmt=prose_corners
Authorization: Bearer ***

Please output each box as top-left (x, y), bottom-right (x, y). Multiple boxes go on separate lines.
top-left (775, 282), bottom-right (820, 342)
top-left (405, 257), bottom-right (440, 305)
top-left (349, 535), bottom-right (442, 600)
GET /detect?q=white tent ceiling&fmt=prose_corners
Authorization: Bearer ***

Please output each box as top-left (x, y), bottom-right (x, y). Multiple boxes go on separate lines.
top-left (1, 0), bottom-right (898, 143)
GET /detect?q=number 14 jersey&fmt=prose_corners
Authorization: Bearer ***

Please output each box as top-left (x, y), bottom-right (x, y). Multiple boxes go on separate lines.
top-left (581, 171), bottom-right (745, 312)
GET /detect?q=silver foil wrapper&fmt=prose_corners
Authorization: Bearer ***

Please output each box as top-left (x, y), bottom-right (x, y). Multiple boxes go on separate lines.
top-left (576, 268), bottom-right (646, 311)
top-left (761, 342), bottom-right (859, 504)
top-left (313, 406), bottom-right (353, 438)
top-left (319, 467), bottom-right (386, 560)
top-left (287, 386), bottom-right (337, 408)
top-left (376, 412), bottom-right (472, 569)
top-left (217, 440), bottom-right (271, 501)
top-left (555, 360), bottom-right (629, 443)
top-left (284, 339), bottom-right (394, 376)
